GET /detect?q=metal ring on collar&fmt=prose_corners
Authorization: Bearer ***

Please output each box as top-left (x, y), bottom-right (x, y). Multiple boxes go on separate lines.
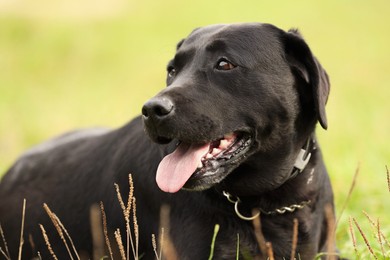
top-left (223, 190), bottom-right (260, 221)
top-left (234, 200), bottom-right (260, 221)
top-left (222, 190), bottom-right (239, 204)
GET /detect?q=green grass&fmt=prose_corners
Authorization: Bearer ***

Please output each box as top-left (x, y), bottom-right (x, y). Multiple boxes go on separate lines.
top-left (0, 0), bottom-right (389, 258)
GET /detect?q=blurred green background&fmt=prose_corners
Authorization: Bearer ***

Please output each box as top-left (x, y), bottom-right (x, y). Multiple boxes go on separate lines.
top-left (1, 0), bottom-right (389, 257)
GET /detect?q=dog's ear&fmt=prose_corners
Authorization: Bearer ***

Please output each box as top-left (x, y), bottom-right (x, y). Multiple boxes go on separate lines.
top-left (284, 29), bottom-right (330, 129)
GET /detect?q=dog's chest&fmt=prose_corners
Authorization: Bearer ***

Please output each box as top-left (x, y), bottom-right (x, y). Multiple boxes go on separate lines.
top-left (213, 224), bottom-right (259, 259)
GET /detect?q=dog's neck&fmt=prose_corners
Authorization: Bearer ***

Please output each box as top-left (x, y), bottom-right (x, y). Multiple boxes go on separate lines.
top-left (217, 136), bottom-right (317, 220)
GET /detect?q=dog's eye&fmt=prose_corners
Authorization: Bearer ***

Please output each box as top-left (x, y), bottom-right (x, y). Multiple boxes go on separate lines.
top-left (167, 67), bottom-right (176, 78)
top-left (215, 58), bottom-right (236, 71)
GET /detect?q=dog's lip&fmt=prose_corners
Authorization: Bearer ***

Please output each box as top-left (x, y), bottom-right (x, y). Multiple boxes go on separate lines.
top-left (198, 132), bottom-right (251, 169)
top-left (173, 131), bottom-right (250, 157)
top-left (182, 131), bottom-right (253, 190)
top-left (154, 130), bottom-right (252, 193)
top-left (200, 132), bottom-right (243, 162)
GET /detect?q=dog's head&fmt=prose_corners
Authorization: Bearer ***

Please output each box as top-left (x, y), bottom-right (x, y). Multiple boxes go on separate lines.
top-left (142, 23), bottom-right (330, 194)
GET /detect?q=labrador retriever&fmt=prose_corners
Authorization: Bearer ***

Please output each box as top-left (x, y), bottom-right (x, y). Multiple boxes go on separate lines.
top-left (0, 22), bottom-right (336, 259)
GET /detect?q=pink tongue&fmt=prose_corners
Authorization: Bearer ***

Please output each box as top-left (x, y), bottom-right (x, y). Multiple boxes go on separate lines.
top-left (156, 143), bottom-right (210, 193)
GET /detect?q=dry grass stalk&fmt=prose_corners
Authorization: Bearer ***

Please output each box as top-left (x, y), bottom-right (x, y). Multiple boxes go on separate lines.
top-left (132, 197), bottom-right (139, 259)
top-left (290, 218), bottom-right (298, 260)
top-left (252, 211), bottom-right (267, 257)
top-left (99, 202), bottom-right (114, 260)
top-left (0, 247), bottom-right (10, 260)
top-left (53, 214), bottom-right (79, 259)
top-left (377, 218), bottom-right (385, 258)
top-left (159, 205), bottom-right (178, 260)
top-left (114, 229), bottom-right (126, 260)
top-left (336, 165), bottom-right (359, 227)
top-left (90, 204), bottom-right (105, 260)
top-left (17, 198), bottom-right (26, 260)
top-left (114, 183), bottom-right (133, 258)
top-left (39, 224), bottom-right (58, 260)
top-left (126, 175), bottom-right (135, 260)
top-left (43, 204), bottom-right (80, 259)
top-left (114, 183), bottom-right (127, 214)
top-left (152, 234), bottom-right (160, 260)
top-left (127, 174), bottom-right (134, 217)
top-left (265, 242), bottom-right (274, 260)
top-left (43, 203), bottom-right (74, 260)
top-left (0, 224), bottom-right (10, 260)
top-left (386, 165), bottom-right (390, 193)
top-left (352, 217), bottom-right (377, 259)
top-left (115, 175), bottom-right (137, 260)
top-left (159, 228), bottom-right (164, 260)
top-left (363, 210), bottom-right (390, 248)
top-left (324, 204), bottom-right (337, 260)
top-left (348, 217), bottom-right (358, 256)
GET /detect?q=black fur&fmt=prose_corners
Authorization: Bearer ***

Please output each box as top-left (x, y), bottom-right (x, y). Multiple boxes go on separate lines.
top-left (0, 23), bottom-right (336, 259)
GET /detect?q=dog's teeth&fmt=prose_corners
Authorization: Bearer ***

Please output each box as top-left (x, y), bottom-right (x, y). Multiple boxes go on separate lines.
top-left (197, 161), bottom-right (203, 168)
top-left (212, 148), bottom-right (221, 155)
top-left (206, 153), bottom-right (213, 159)
top-left (219, 139), bottom-right (229, 149)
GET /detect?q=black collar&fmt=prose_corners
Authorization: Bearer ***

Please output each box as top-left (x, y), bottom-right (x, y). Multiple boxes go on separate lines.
top-left (221, 136), bottom-right (315, 220)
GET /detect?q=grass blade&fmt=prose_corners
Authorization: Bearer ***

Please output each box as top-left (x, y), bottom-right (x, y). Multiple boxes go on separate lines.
top-left (208, 224), bottom-right (220, 260)
top-left (236, 233), bottom-right (239, 260)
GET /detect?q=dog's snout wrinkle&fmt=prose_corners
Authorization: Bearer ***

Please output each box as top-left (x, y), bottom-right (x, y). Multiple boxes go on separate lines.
top-left (142, 97), bottom-right (174, 119)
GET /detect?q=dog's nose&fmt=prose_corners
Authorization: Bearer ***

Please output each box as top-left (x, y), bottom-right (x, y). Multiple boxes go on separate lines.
top-left (142, 97), bottom-right (174, 120)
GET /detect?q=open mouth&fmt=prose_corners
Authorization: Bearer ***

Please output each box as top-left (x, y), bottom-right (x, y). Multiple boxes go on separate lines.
top-left (156, 132), bottom-right (252, 193)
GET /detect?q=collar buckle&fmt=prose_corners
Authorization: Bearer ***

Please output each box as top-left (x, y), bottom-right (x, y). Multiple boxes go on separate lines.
top-left (290, 138), bottom-right (313, 179)
top-left (294, 148), bottom-right (311, 172)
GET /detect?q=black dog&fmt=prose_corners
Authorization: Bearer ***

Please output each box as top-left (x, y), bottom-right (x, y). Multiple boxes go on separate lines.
top-left (0, 23), bottom-right (335, 259)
